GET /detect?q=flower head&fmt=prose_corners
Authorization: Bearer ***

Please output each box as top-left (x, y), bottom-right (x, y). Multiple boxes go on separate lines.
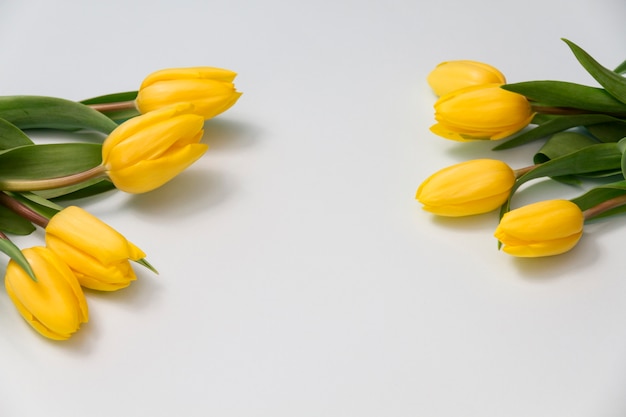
top-left (45, 206), bottom-right (147, 291)
top-left (427, 60), bottom-right (506, 96)
top-left (494, 199), bottom-right (584, 257)
top-left (5, 246), bottom-right (88, 340)
top-left (430, 83), bottom-right (534, 141)
top-left (135, 66), bottom-right (242, 119)
top-left (102, 102), bottom-right (207, 193)
top-left (416, 159), bottom-right (516, 216)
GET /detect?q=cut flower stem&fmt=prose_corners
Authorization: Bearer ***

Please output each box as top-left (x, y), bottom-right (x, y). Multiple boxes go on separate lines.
top-left (582, 194), bottom-right (626, 221)
top-left (0, 165), bottom-right (108, 192)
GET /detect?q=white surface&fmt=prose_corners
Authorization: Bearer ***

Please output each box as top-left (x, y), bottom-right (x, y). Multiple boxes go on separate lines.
top-left (0, 0), bottom-right (625, 416)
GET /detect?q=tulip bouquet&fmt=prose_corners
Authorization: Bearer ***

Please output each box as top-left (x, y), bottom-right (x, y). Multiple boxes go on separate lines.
top-left (0, 67), bottom-right (241, 339)
top-left (417, 39), bottom-right (626, 258)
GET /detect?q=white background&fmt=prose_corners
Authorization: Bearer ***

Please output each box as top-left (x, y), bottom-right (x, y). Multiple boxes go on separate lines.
top-left (0, 0), bottom-right (625, 416)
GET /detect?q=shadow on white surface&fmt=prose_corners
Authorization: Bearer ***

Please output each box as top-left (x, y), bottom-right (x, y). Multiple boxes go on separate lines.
top-left (202, 118), bottom-right (261, 151)
top-left (122, 169), bottom-right (236, 218)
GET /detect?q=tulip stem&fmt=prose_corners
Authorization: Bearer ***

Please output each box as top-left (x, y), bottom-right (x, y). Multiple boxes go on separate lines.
top-left (582, 194), bottom-right (626, 220)
top-left (0, 192), bottom-right (50, 228)
top-left (514, 164), bottom-right (539, 178)
top-left (88, 100), bottom-right (137, 113)
top-left (0, 165), bottom-right (108, 192)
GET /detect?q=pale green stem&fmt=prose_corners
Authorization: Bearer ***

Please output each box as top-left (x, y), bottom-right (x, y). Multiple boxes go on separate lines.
top-left (513, 164), bottom-right (539, 178)
top-left (582, 194), bottom-right (626, 220)
top-left (88, 100), bottom-right (137, 113)
top-left (0, 165), bottom-right (108, 192)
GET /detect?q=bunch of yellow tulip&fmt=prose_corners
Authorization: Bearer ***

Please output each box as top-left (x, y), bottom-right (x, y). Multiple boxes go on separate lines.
top-left (0, 66), bottom-right (241, 340)
top-left (417, 39), bottom-right (626, 258)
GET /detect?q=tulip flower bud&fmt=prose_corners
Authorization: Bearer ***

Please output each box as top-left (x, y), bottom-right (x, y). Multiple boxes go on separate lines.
top-left (135, 66), bottom-right (242, 119)
top-left (102, 102), bottom-right (207, 193)
top-left (427, 60), bottom-right (506, 96)
top-left (416, 159), bottom-right (516, 216)
top-left (430, 83), bottom-right (534, 141)
top-left (494, 199), bottom-right (584, 257)
top-left (5, 246), bottom-right (88, 340)
top-left (45, 206), bottom-right (147, 291)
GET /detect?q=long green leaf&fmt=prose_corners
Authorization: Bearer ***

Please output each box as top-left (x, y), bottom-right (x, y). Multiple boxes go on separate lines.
top-left (0, 143), bottom-right (102, 181)
top-left (502, 80), bottom-right (626, 114)
top-left (563, 38), bottom-right (626, 104)
top-left (0, 237), bottom-right (36, 281)
top-left (493, 114), bottom-right (624, 150)
top-left (0, 205), bottom-right (36, 235)
top-left (81, 91), bottom-right (138, 105)
top-left (0, 96), bottom-right (118, 134)
top-left (0, 118), bottom-right (34, 150)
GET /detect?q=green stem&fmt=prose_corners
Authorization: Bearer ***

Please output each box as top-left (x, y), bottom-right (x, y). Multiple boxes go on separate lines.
top-left (513, 164), bottom-right (539, 178)
top-left (88, 100), bottom-right (137, 113)
top-left (582, 194), bottom-right (626, 220)
top-left (0, 165), bottom-right (108, 192)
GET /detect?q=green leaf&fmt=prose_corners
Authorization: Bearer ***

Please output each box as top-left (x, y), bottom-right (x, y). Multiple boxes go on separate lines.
top-left (0, 205), bottom-right (36, 235)
top-left (0, 143), bottom-right (102, 181)
top-left (502, 80), bottom-right (626, 114)
top-left (0, 237), bottom-right (36, 281)
top-left (81, 91), bottom-right (138, 105)
top-left (0, 96), bottom-right (118, 134)
top-left (134, 258), bottom-right (159, 274)
top-left (493, 114), bottom-right (625, 150)
top-left (614, 59), bottom-right (626, 75)
top-left (0, 118), bottom-right (34, 150)
top-left (501, 142), bottom-right (623, 216)
top-left (562, 38), bottom-right (626, 104)
top-left (533, 132), bottom-right (599, 163)
top-left (584, 121), bottom-right (626, 142)
top-left (8, 192), bottom-right (61, 220)
top-left (47, 179), bottom-right (116, 200)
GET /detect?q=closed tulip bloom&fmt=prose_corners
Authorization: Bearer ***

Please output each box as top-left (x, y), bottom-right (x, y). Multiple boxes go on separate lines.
top-left (102, 102), bottom-right (207, 193)
top-left (5, 246), bottom-right (88, 340)
top-left (45, 206), bottom-right (147, 291)
top-left (494, 200), bottom-right (584, 257)
top-left (135, 66), bottom-right (242, 119)
top-left (427, 60), bottom-right (506, 96)
top-left (430, 83), bottom-right (534, 141)
top-left (416, 159), bottom-right (515, 216)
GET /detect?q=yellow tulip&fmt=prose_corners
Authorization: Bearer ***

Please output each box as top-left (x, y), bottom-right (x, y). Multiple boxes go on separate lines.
top-left (45, 206), bottom-right (147, 291)
top-left (494, 199), bottom-right (584, 257)
top-left (102, 102), bottom-right (207, 193)
top-left (427, 60), bottom-right (506, 96)
top-left (416, 159), bottom-right (516, 216)
top-left (5, 246), bottom-right (88, 340)
top-left (135, 66), bottom-right (242, 119)
top-left (430, 83), bottom-right (534, 141)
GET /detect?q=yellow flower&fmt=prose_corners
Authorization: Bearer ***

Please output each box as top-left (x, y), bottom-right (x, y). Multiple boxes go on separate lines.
top-left (494, 199), bottom-right (584, 257)
top-left (5, 246), bottom-right (88, 340)
top-left (427, 60), bottom-right (506, 96)
top-left (135, 66), bottom-right (242, 119)
top-left (430, 83), bottom-right (534, 141)
top-left (102, 102), bottom-right (207, 193)
top-left (416, 159), bottom-right (516, 216)
top-left (45, 206), bottom-right (147, 291)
